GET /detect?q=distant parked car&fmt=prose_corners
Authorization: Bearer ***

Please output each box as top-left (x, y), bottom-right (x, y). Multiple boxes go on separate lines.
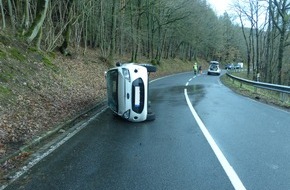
top-left (234, 64), bottom-right (241, 69)
top-left (225, 63), bottom-right (234, 70)
top-left (237, 62), bottom-right (243, 69)
top-left (105, 62), bottom-right (156, 122)
top-left (208, 62), bottom-right (221, 75)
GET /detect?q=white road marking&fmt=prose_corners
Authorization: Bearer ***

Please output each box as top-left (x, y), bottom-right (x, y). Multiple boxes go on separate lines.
top-left (184, 88), bottom-right (246, 190)
top-left (218, 78), bottom-right (223, 86)
top-left (0, 110), bottom-right (105, 190)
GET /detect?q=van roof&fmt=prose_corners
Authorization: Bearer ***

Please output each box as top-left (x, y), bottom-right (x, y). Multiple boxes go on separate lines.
top-left (210, 61), bottom-right (219, 64)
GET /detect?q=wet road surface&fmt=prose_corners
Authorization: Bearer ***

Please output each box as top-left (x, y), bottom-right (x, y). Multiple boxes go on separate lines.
top-left (3, 72), bottom-right (290, 190)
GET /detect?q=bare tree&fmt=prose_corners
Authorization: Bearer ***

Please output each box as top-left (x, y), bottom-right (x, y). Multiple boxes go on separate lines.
top-left (25, 0), bottom-right (50, 46)
top-left (235, 6), bottom-right (254, 77)
top-left (6, 0), bottom-right (15, 31)
top-left (233, 0), bottom-right (268, 80)
top-left (269, 0), bottom-right (290, 85)
top-left (1, 0), bottom-right (251, 72)
top-left (0, 0), bottom-right (5, 29)
top-left (59, 0), bottom-right (75, 55)
top-left (22, 0), bottom-right (30, 31)
top-left (109, 0), bottom-right (117, 61)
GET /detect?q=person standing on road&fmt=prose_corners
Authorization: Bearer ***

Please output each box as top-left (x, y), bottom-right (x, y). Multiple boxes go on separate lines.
top-left (198, 65), bottom-right (202, 74)
top-left (193, 62), bottom-right (198, 75)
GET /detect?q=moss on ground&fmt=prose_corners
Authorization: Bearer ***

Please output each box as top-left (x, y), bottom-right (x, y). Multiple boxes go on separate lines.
top-left (9, 48), bottom-right (26, 62)
top-left (221, 73), bottom-right (290, 109)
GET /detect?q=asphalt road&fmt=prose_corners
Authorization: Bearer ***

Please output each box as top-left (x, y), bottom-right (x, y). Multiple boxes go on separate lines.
top-left (3, 72), bottom-right (290, 190)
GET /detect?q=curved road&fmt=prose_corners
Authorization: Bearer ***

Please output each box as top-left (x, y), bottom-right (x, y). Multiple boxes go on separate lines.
top-left (3, 72), bottom-right (290, 190)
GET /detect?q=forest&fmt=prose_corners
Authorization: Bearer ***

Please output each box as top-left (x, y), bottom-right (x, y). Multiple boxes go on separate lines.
top-left (0, 0), bottom-right (289, 85)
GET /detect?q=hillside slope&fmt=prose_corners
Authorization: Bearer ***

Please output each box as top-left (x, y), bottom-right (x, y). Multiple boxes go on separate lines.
top-left (0, 45), bottom-right (109, 161)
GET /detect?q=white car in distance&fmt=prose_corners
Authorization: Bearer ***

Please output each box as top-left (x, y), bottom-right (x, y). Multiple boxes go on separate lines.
top-left (207, 61), bottom-right (221, 75)
top-left (105, 62), bottom-right (156, 122)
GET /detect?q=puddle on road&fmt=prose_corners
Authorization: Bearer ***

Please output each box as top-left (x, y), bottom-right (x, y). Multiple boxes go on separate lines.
top-left (186, 84), bottom-right (206, 106)
top-left (150, 84), bottom-right (205, 107)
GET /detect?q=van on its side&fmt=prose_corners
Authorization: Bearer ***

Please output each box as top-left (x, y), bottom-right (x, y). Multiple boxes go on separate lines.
top-left (105, 63), bottom-right (156, 122)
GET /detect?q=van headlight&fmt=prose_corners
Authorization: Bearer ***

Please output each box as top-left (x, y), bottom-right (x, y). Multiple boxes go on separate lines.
top-left (123, 109), bottom-right (130, 119)
top-left (122, 68), bottom-right (131, 82)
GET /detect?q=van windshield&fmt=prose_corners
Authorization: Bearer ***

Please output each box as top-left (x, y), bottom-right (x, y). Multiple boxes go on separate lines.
top-left (106, 69), bottom-right (118, 112)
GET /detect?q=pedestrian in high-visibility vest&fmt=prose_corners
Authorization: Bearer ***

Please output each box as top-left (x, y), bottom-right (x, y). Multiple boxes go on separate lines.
top-left (193, 62), bottom-right (198, 75)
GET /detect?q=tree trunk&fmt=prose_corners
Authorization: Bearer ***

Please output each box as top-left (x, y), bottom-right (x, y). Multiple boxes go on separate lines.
top-left (59, 0), bottom-right (74, 56)
top-left (109, 0), bottom-right (117, 62)
top-left (98, 0), bottom-right (106, 56)
top-left (277, 25), bottom-right (285, 85)
top-left (60, 24), bottom-right (72, 55)
top-left (25, 0), bottom-right (49, 45)
top-left (146, 0), bottom-right (152, 59)
top-left (118, 0), bottom-right (126, 56)
top-left (133, 0), bottom-right (142, 62)
top-left (0, 0), bottom-right (6, 29)
top-left (271, 0), bottom-right (288, 85)
top-left (265, 0), bottom-right (272, 83)
top-left (255, 1), bottom-right (260, 75)
top-left (24, 0), bottom-right (30, 29)
top-left (7, 0), bottom-right (15, 31)
top-left (130, 0), bottom-right (136, 62)
top-left (36, 26), bottom-right (43, 49)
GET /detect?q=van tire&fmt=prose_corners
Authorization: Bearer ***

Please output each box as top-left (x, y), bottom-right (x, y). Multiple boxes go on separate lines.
top-left (146, 111), bottom-right (156, 121)
top-left (140, 64), bottom-right (157, 73)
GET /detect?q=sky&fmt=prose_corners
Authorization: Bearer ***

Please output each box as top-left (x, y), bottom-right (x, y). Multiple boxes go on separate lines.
top-left (207, 0), bottom-right (232, 16)
top-left (207, 0), bottom-right (268, 28)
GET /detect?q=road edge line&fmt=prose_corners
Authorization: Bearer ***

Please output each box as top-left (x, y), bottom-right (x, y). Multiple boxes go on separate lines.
top-left (184, 88), bottom-right (246, 190)
top-left (0, 107), bottom-right (107, 190)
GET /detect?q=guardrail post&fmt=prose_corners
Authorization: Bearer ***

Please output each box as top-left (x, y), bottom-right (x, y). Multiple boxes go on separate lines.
top-left (226, 72), bottom-right (290, 106)
top-left (280, 92), bottom-right (288, 103)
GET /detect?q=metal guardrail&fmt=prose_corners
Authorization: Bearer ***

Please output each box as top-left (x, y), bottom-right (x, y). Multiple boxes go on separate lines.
top-left (226, 73), bottom-right (290, 103)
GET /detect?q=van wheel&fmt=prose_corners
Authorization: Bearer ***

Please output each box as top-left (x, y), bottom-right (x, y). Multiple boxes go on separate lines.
top-left (146, 111), bottom-right (156, 121)
top-left (140, 64), bottom-right (157, 73)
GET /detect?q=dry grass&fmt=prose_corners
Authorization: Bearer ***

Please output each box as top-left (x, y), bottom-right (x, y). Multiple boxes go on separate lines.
top-left (221, 73), bottom-right (290, 110)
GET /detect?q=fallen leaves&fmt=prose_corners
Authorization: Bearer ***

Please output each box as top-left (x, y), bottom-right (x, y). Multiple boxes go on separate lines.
top-left (0, 49), bottom-right (109, 163)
